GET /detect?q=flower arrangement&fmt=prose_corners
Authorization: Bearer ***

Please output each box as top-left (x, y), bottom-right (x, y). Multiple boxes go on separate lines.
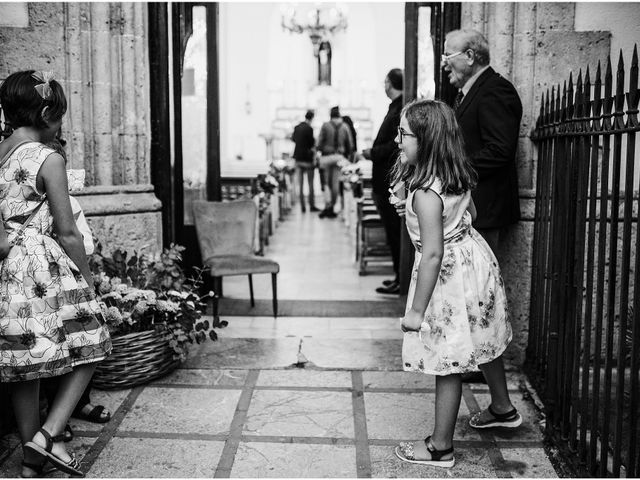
top-left (89, 242), bottom-right (222, 362)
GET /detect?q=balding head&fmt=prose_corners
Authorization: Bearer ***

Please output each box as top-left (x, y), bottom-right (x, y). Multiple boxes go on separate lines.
top-left (445, 29), bottom-right (490, 66)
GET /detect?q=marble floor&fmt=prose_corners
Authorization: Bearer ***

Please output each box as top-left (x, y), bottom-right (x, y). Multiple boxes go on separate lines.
top-left (0, 201), bottom-right (558, 478)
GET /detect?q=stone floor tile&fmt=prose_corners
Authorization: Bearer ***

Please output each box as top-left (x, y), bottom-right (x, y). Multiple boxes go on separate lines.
top-left (118, 387), bottom-right (240, 435)
top-left (230, 442), bottom-right (357, 477)
top-left (369, 445), bottom-right (497, 477)
top-left (87, 437), bottom-right (224, 478)
top-left (364, 392), bottom-right (482, 441)
top-left (70, 389), bottom-right (131, 432)
top-left (472, 392), bottom-right (544, 441)
top-left (256, 369), bottom-right (352, 388)
top-left (0, 436), bottom-right (96, 478)
top-left (155, 368), bottom-right (247, 386)
top-left (243, 390), bottom-right (354, 438)
top-left (362, 371), bottom-right (436, 390)
top-left (184, 338), bottom-right (299, 369)
top-left (500, 447), bottom-right (558, 478)
top-left (302, 339), bottom-right (403, 370)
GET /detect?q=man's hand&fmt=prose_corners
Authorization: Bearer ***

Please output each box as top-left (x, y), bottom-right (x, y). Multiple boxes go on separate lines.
top-left (362, 148), bottom-right (372, 160)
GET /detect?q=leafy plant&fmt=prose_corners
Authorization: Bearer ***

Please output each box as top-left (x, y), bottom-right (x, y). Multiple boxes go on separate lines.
top-left (89, 241), bottom-right (223, 361)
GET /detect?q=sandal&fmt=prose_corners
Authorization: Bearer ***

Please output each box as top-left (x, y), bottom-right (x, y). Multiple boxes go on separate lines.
top-left (469, 405), bottom-right (522, 429)
top-left (24, 427), bottom-right (84, 477)
top-left (72, 404), bottom-right (111, 424)
top-left (394, 435), bottom-right (455, 468)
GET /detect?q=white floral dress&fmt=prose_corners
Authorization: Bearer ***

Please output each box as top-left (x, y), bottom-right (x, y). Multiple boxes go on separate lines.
top-left (0, 142), bottom-right (111, 382)
top-left (402, 178), bottom-right (512, 375)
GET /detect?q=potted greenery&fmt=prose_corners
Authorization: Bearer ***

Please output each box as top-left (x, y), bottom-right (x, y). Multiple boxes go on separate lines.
top-left (88, 243), bottom-right (223, 389)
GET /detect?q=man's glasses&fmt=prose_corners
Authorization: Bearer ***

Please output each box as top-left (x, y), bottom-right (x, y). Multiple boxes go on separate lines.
top-left (397, 126), bottom-right (416, 143)
top-left (440, 50), bottom-right (467, 63)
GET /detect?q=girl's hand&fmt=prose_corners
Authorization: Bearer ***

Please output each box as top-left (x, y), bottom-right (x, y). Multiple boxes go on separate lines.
top-left (401, 309), bottom-right (424, 332)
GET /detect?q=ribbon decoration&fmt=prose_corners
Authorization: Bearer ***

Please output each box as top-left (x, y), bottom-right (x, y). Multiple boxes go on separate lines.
top-left (31, 71), bottom-right (55, 100)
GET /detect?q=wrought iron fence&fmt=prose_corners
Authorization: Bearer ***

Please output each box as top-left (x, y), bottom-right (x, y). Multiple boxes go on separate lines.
top-left (528, 45), bottom-right (639, 477)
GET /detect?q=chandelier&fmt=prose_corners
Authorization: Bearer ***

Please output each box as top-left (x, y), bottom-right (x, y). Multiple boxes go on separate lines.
top-left (281, 3), bottom-right (348, 56)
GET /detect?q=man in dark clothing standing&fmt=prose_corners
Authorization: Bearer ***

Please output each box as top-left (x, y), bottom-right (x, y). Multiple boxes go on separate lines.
top-left (443, 29), bottom-right (522, 253)
top-left (363, 68), bottom-right (403, 294)
top-left (292, 110), bottom-right (319, 213)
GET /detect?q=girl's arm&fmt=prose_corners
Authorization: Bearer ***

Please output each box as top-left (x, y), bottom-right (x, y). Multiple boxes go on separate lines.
top-left (467, 195), bottom-right (477, 221)
top-left (401, 188), bottom-right (444, 331)
top-left (0, 221), bottom-right (9, 260)
top-left (37, 153), bottom-right (93, 288)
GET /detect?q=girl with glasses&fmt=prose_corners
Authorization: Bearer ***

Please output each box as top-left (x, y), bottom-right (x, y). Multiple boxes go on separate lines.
top-left (391, 99), bottom-right (521, 468)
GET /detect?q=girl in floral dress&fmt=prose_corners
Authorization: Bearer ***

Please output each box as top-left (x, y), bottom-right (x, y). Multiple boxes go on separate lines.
top-left (0, 70), bottom-right (111, 477)
top-left (392, 100), bottom-right (521, 468)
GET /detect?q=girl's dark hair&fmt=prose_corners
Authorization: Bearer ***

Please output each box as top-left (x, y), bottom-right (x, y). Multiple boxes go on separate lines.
top-left (390, 99), bottom-right (476, 195)
top-left (0, 70), bottom-right (67, 130)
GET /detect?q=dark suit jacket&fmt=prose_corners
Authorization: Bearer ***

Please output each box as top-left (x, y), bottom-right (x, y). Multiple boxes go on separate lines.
top-left (456, 67), bottom-right (522, 229)
top-left (292, 121), bottom-right (315, 163)
top-left (371, 95), bottom-right (403, 194)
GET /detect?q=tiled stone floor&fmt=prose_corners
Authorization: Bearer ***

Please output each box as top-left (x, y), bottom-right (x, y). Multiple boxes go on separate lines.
top-left (0, 200), bottom-right (558, 478)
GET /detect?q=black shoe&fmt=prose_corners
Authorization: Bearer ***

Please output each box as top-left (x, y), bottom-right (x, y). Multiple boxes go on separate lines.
top-left (382, 278), bottom-right (398, 287)
top-left (319, 209), bottom-right (328, 218)
top-left (325, 210), bottom-right (337, 218)
top-left (376, 281), bottom-right (400, 294)
top-left (301, 206), bottom-right (306, 213)
top-left (310, 206), bottom-right (320, 212)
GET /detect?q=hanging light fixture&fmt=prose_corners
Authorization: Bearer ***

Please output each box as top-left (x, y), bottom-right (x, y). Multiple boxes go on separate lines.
top-left (281, 3), bottom-right (348, 56)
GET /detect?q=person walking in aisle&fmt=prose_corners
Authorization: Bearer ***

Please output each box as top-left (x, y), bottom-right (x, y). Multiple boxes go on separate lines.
top-left (291, 110), bottom-right (319, 213)
top-left (316, 106), bottom-right (353, 219)
top-left (363, 68), bottom-right (404, 294)
top-left (392, 100), bottom-right (521, 468)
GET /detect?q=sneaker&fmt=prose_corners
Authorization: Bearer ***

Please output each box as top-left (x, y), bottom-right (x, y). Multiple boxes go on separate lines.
top-left (382, 278), bottom-right (398, 287)
top-left (310, 206), bottom-right (320, 212)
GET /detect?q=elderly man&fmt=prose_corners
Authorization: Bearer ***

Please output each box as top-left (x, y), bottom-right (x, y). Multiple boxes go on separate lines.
top-left (442, 29), bottom-right (522, 253)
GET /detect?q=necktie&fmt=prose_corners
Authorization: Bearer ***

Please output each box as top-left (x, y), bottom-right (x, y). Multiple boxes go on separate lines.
top-left (453, 91), bottom-right (464, 111)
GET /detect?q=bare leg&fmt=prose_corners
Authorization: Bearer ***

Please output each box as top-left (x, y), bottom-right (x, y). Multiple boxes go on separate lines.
top-left (30, 364), bottom-right (97, 465)
top-left (10, 380), bottom-right (42, 477)
top-left (404, 374), bottom-right (459, 460)
top-left (477, 355), bottom-right (515, 419)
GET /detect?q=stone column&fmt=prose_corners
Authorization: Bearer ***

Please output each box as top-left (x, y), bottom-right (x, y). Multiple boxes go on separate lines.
top-left (61, 2), bottom-right (162, 253)
top-left (459, 2), bottom-right (611, 366)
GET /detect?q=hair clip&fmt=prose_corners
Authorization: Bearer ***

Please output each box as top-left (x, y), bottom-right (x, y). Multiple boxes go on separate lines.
top-left (31, 71), bottom-right (55, 100)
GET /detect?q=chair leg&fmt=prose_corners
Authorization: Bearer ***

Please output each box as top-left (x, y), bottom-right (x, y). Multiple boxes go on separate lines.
top-left (248, 274), bottom-right (255, 307)
top-left (214, 276), bottom-right (223, 298)
top-left (271, 273), bottom-right (278, 318)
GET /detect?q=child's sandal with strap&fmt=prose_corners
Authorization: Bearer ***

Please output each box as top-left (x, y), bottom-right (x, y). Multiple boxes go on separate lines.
top-left (394, 435), bottom-right (455, 468)
top-left (24, 427), bottom-right (84, 477)
top-left (469, 405), bottom-right (522, 429)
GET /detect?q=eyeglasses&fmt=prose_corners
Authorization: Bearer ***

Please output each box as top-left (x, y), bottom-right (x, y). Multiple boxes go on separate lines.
top-left (441, 50), bottom-right (467, 63)
top-left (397, 126), bottom-right (416, 143)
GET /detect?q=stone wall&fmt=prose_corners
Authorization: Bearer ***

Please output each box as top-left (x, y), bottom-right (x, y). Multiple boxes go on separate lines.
top-left (0, 2), bottom-right (161, 254)
top-left (461, 2), bottom-right (611, 365)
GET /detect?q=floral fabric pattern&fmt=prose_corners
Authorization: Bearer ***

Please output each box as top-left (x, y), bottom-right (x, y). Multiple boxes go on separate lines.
top-left (0, 142), bottom-right (111, 382)
top-left (402, 178), bottom-right (512, 375)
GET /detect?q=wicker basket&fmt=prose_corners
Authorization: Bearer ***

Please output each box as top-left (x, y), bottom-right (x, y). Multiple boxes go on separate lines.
top-left (92, 328), bottom-right (180, 390)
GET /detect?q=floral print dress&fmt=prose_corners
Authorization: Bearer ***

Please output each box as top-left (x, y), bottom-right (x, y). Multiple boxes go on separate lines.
top-left (0, 142), bottom-right (111, 382)
top-left (402, 177), bottom-right (512, 375)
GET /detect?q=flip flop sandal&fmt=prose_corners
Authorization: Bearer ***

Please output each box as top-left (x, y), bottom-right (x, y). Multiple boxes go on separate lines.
top-left (469, 405), bottom-right (523, 429)
top-left (72, 404), bottom-right (111, 424)
top-left (394, 435), bottom-right (455, 468)
top-left (24, 427), bottom-right (84, 477)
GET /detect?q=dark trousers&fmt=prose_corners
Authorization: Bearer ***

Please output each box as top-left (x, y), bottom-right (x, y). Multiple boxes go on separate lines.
top-left (372, 190), bottom-right (401, 280)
